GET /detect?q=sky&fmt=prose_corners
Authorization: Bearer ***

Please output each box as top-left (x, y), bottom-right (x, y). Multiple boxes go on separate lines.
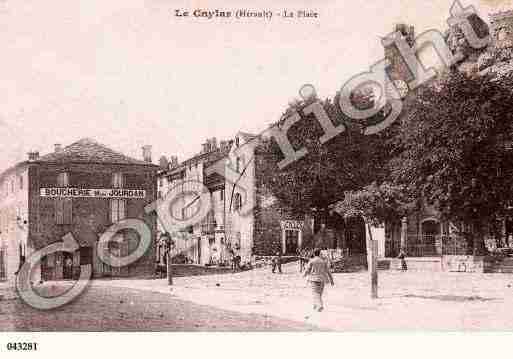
top-left (0, 0), bottom-right (512, 170)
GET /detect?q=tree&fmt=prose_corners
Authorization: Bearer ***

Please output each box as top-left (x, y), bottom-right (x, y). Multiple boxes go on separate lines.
top-left (334, 182), bottom-right (413, 227)
top-left (392, 70), bottom-right (513, 255)
top-left (257, 93), bottom-right (396, 224)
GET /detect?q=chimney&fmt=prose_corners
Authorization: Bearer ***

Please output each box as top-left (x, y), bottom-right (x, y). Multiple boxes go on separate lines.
top-left (170, 156), bottom-right (179, 168)
top-left (159, 156), bottom-right (169, 170)
top-left (211, 137), bottom-right (218, 150)
top-left (142, 145), bottom-right (152, 163)
top-left (27, 151), bottom-right (40, 161)
top-left (54, 144), bottom-right (62, 153)
top-left (394, 23), bottom-right (415, 46)
top-left (201, 142), bottom-right (209, 154)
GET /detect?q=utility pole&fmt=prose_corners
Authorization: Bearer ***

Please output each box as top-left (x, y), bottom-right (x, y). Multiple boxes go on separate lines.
top-left (167, 250), bottom-right (173, 286)
top-left (366, 222), bottom-right (378, 299)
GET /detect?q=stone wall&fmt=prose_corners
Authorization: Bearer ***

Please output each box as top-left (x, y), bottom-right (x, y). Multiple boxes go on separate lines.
top-left (252, 152), bottom-right (307, 256)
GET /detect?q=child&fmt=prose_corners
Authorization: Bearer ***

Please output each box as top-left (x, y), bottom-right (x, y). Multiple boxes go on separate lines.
top-left (272, 251), bottom-right (282, 273)
top-left (398, 250), bottom-right (407, 271)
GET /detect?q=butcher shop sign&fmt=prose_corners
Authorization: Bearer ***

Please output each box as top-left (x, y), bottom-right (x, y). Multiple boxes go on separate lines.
top-left (40, 187), bottom-right (146, 199)
top-left (280, 220), bottom-right (304, 230)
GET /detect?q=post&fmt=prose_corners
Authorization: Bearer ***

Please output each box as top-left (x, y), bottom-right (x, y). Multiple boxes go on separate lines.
top-left (366, 222), bottom-right (378, 299)
top-left (400, 216), bottom-right (407, 252)
top-left (167, 251), bottom-right (173, 286)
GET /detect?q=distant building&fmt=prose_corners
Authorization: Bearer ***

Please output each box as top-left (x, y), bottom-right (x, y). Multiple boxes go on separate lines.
top-left (0, 138), bottom-right (158, 284)
top-left (382, 13), bottom-right (513, 263)
top-left (490, 10), bottom-right (513, 49)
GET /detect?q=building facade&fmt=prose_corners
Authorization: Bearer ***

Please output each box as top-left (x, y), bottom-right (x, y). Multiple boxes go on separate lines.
top-left (0, 138), bottom-right (158, 284)
top-left (157, 138), bottom-right (233, 265)
top-left (157, 132), bottom-right (315, 266)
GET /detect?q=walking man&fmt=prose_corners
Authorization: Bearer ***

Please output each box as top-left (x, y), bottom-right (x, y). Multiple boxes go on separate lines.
top-left (303, 248), bottom-right (334, 312)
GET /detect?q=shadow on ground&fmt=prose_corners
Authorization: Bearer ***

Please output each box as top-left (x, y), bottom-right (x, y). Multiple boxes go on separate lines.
top-left (403, 294), bottom-right (497, 302)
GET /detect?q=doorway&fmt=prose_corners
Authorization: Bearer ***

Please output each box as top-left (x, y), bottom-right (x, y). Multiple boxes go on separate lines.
top-left (284, 230), bottom-right (299, 255)
top-left (420, 219), bottom-right (441, 256)
top-left (63, 252), bottom-right (74, 280)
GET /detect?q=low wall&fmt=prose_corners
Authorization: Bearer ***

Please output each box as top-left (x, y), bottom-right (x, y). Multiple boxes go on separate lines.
top-left (390, 257), bottom-right (443, 271)
top-left (442, 255), bottom-right (493, 273)
top-left (169, 264), bottom-right (234, 277)
top-left (385, 256), bottom-right (493, 273)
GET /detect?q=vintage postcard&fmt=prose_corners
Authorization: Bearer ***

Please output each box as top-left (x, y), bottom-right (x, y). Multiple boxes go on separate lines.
top-left (1, 0), bottom-right (513, 356)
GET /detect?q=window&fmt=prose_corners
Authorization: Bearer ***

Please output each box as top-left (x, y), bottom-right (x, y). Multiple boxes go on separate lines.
top-left (18, 176), bottom-right (23, 190)
top-left (57, 172), bottom-right (69, 187)
top-left (112, 172), bottom-right (124, 188)
top-left (55, 198), bottom-right (73, 225)
top-left (498, 27), bottom-right (508, 41)
top-left (220, 189), bottom-right (224, 201)
top-left (80, 247), bottom-right (93, 265)
top-left (234, 193), bottom-right (242, 212)
top-left (111, 199), bottom-right (126, 223)
top-left (236, 157), bottom-right (241, 173)
top-left (55, 172), bottom-right (72, 224)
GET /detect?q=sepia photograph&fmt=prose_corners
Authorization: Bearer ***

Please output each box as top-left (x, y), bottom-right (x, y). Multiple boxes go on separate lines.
top-left (1, 0), bottom-right (513, 357)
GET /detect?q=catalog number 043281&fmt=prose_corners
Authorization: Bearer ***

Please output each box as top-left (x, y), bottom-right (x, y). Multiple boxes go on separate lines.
top-left (6, 342), bottom-right (38, 351)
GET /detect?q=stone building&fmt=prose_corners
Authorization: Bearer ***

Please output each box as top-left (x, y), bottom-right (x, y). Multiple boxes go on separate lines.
top-left (156, 137), bottom-right (233, 265)
top-left (223, 132), bottom-right (314, 262)
top-left (0, 138), bottom-right (158, 284)
top-left (490, 10), bottom-right (513, 49)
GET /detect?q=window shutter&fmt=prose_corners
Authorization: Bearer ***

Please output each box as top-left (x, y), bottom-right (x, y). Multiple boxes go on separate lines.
top-left (110, 200), bottom-right (118, 223)
top-left (63, 198), bottom-right (73, 224)
top-left (119, 200), bottom-right (126, 220)
top-left (55, 200), bottom-right (64, 225)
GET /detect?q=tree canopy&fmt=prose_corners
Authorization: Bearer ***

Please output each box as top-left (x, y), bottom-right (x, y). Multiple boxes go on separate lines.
top-left (391, 71), bottom-right (513, 253)
top-left (257, 94), bottom-right (396, 218)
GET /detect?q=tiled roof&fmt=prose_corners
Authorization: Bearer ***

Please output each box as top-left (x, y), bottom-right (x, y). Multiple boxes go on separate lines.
top-left (161, 140), bottom-right (234, 177)
top-left (37, 138), bottom-right (153, 166)
top-left (237, 131), bottom-right (258, 143)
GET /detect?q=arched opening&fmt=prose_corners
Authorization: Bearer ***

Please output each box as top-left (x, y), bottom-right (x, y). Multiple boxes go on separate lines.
top-left (345, 216), bottom-right (367, 255)
top-left (420, 218), bottom-right (441, 256)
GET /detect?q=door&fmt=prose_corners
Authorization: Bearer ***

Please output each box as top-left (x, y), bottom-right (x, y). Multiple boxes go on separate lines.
top-left (285, 230), bottom-right (299, 255)
top-left (421, 219), bottom-right (440, 256)
top-left (63, 252), bottom-right (74, 280)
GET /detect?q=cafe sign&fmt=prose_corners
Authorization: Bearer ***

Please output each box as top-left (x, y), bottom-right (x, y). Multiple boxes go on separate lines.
top-left (40, 187), bottom-right (146, 199)
top-left (280, 220), bottom-right (304, 231)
